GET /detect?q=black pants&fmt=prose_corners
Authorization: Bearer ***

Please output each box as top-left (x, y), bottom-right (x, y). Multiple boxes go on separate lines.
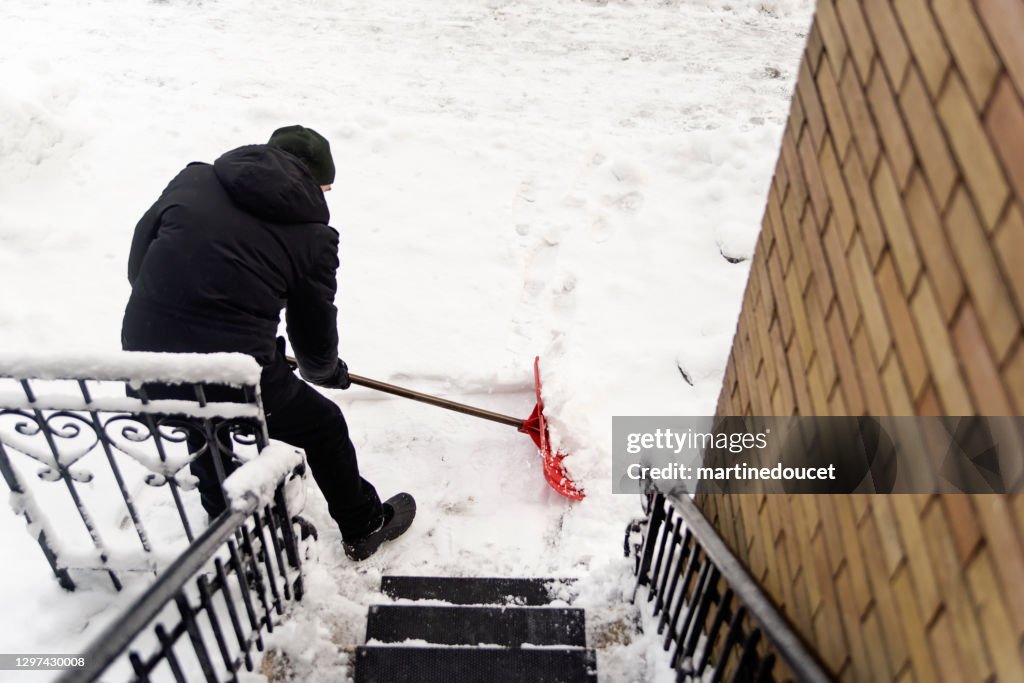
top-left (122, 313), bottom-right (383, 541)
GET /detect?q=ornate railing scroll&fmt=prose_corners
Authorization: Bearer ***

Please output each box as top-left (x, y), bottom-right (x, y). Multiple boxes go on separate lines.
top-left (56, 455), bottom-right (305, 683)
top-left (0, 352), bottom-right (270, 591)
top-left (626, 490), bottom-right (832, 683)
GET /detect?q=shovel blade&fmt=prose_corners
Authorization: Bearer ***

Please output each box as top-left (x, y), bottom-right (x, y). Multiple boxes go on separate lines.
top-left (518, 357), bottom-right (585, 501)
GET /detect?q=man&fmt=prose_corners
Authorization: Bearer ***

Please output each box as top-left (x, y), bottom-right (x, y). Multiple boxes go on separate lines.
top-left (121, 125), bottom-right (414, 561)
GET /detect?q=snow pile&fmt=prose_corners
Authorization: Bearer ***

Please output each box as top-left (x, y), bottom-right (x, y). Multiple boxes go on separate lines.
top-left (0, 0), bottom-right (813, 679)
top-left (223, 443), bottom-right (304, 511)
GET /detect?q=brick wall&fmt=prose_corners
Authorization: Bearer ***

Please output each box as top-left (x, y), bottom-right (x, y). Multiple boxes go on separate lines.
top-left (698, 1), bottom-right (1024, 680)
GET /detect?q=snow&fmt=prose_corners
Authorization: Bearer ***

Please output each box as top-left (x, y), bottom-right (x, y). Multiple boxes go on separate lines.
top-left (0, 351), bottom-right (261, 387)
top-left (223, 444), bottom-right (305, 512)
top-left (0, 0), bottom-right (813, 680)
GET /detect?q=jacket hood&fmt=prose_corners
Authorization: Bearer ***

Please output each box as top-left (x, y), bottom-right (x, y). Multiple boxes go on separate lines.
top-left (213, 145), bottom-right (329, 224)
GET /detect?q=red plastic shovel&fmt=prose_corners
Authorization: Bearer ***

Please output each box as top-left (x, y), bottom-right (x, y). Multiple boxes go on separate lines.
top-left (287, 355), bottom-right (585, 500)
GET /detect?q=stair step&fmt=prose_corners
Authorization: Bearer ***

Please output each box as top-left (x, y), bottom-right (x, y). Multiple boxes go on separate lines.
top-left (354, 645), bottom-right (597, 683)
top-left (381, 576), bottom-right (574, 606)
top-left (366, 604), bottom-right (586, 647)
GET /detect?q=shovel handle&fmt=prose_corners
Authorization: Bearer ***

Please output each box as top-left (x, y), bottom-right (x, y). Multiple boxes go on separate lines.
top-left (347, 374), bottom-right (525, 429)
top-left (283, 355), bottom-right (524, 429)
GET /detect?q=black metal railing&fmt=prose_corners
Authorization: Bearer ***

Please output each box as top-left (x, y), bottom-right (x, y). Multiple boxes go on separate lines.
top-left (0, 359), bottom-right (267, 591)
top-left (57, 483), bottom-right (304, 683)
top-left (626, 491), bottom-right (832, 683)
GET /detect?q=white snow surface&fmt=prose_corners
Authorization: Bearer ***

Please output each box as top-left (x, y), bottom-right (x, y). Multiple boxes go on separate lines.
top-left (0, 351), bottom-right (261, 386)
top-left (0, 0), bottom-right (812, 680)
top-left (224, 444), bottom-right (305, 511)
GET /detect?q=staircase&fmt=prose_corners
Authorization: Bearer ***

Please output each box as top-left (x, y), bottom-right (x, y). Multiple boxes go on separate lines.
top-left (354, 576), bottom-right (597, 683)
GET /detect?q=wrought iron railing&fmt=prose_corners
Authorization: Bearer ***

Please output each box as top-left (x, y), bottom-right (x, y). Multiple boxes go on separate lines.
top-left (626, 490), bottom-right (832, 683)
top-left (56, 483), bottom-right (304, 683)
top-left (0, 352), bottom-right (267, 590)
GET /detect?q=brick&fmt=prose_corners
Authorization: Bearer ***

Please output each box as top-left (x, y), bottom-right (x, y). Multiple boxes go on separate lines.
top-left (817, 495), bottom-right (845, 571)
top-left (839, 58), bottom-right (880, 172)
top-left (928, 610), bottom-right (969, 683)
top-left (833, 565), bottom-right (873, 682)
top-left (801, 198), bottom-right (833, 318)
top-left (915, 382), bottom-right (941, 416)
top-left (806, 284), bottom-right (838, 392)
top-left (816, 1), bottom-right (849, 77)
top-left (863, 0), bottom-right (911, 87)
top-left (932, 0), bottom-right (1001, 109)
top-left (938, 73), bottom-right (1011, 231)
top-left (893, 0), bottom-right (950, 97)
top-left (909, 278), bottom-right (973, 414)
top-left (985, 77), bottom-right (1024, 206)
top-left (781, 127), bottom-right (809, 231)
top-left (904, 173), bottom-right (963, 321)
top-left (847, 233), bottom-right (891, 363)
top-left (890, 495), bottom-right (942, 623)
top-left (942, 494), bottom-right (982, 566)
top-left (806, 20), bottom-right (824, 75)
top-left (899, 66), bottom-right (958, 210)
top-left (843, 147), bottom-right (885, 264)
top-left (797, 58), bottom-right (828, 152)
top-left (818, 138), bottom-right (856, 248)
top-left (858, 513), bottom-right (909, 672)
top-left (952, 302), bottom-right (1015, 415)
top-left (816, 58), bottom-right (852, 159)
top-left (754, 297), bottom-right (777, 393)
top-left (784, 191), bottom-right (812, 290)
top-left (835, 0), bottom-right (874, 83)
top-left (868, 497), bottom-right (906, 577)
top-left (973, 495), bottom-right (1024, 636)
top-left (786, 334), bottom-right (814, 416)
top-left (867, 65), bottom-right (915, 190)
top-left (768, 244), bottom-right (795, 344)
top-left (769, 318), bottom-right (796, 414)
top-left (880, 352), bottom-right (914, 414)
top-left (826, 308), bottom-right (865, 415)
top-left (966, 550), bottom-right (1024, 683)
top-left (827, 382), bottom-right (846, 415)
top-left (1008, 342), bottom-right (1024, 414)
top-left (921, 502), bottom-right (993, 678)
top-left (873, 158), bottom-right (922, 293)
top-left (851, 322), bottom-right (889, 415)
top-left (821, 218), bottom-right (860, 335)
top-left (806, 355), bottom-right (830, 414)
top-left (767, 185), bottom-right (791, 270)
top-left (946, 187), bottom-right (1020, 361)
top-left (835, 496), bottom-right (872, 615)
top-left (976, 0), bottom-right (1024, 98)
top-left (861, 608), bottom-right (895, 682)
top-left (891, 566), bottom-right (941, 682)
top-left (876, 254), bottom-right (928, 398)
top-left (786, 253), bottom-right (816, 368)
top-left (798, 127), bottom-right (831, 227)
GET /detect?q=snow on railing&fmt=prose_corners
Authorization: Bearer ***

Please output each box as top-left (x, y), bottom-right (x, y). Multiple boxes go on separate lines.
top-left (0, 351), bottom-right (275, 591)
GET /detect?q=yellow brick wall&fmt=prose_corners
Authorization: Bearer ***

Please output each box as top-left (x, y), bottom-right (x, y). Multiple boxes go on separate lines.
top-left (698, 1), bottom-right (1024, 680)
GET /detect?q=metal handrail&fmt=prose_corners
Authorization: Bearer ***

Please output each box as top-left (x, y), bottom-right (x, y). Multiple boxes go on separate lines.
top-left (630, 489), bottom-right (833, 682)
top-left (57, 499), bottom-right (256, 683)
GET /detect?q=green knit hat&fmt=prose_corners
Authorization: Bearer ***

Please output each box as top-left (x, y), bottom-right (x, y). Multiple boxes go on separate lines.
top-left (267, 125), bottom-right (336, 185)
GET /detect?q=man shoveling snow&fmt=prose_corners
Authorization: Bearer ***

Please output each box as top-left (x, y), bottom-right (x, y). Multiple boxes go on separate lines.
top-left (120, 125), bottom-right (415, 561)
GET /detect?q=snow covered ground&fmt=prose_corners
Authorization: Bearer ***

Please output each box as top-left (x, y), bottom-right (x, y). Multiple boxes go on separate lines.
top-left (0, 0), bottom-right (812, 680)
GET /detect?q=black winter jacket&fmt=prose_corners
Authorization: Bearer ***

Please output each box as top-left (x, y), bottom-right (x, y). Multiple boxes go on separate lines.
top-left (122, 144), bottom-right (340, 383)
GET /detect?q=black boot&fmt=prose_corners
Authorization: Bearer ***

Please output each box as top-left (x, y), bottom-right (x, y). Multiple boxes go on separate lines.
top-left (343, 493), bottom-right (416, 561)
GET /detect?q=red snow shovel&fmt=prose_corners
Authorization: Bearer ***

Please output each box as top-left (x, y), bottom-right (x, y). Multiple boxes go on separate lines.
top-left (286, 355), bottom-right (585, 500)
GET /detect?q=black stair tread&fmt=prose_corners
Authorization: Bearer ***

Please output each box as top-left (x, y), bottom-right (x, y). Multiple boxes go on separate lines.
top-left (366, 604), bottom-right (587, 647)
top-left (380, 576), bottom-right (575, 606)
top-left (354, 646), bottom-right (597, 683)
